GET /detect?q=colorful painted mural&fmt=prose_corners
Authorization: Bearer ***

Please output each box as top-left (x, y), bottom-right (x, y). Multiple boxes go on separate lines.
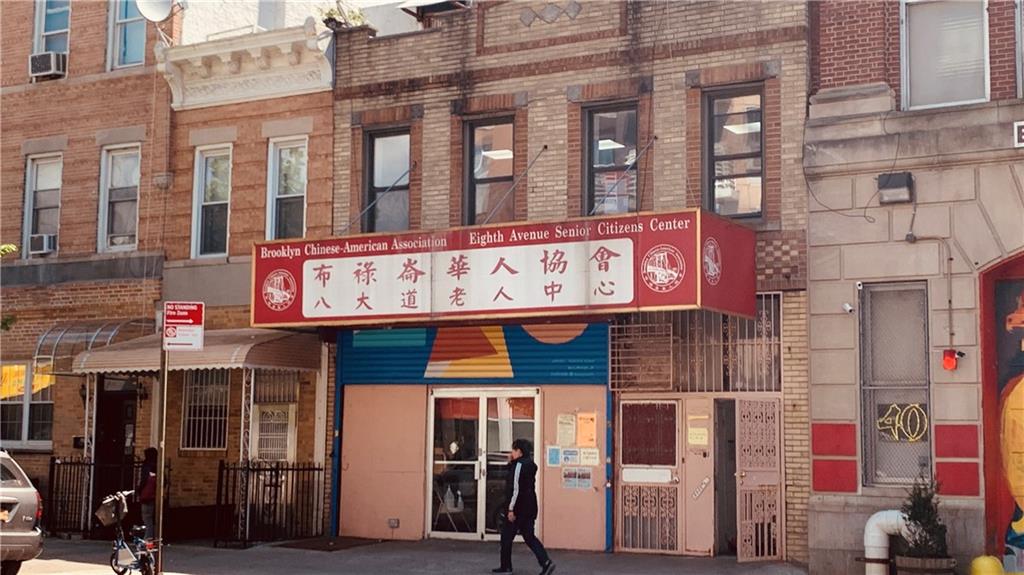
top-left (997, 279), bottom-right (1024, 572)
top-left (339, 323), bottom-right (608, 385)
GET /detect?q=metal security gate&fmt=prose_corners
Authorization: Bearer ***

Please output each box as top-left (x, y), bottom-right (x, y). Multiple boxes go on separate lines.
top-left (214, 460), bottom-right (324, 547)
top-left (735, 399), bottom-right (781, 562)
top-left (612, 294), bottom-right (785, 560)
top-left (616, 401), bottom-right (681, 553)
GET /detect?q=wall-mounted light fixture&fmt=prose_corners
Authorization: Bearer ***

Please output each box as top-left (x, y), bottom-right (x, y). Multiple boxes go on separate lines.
top-left (877, 172), bottom-right (914, 205)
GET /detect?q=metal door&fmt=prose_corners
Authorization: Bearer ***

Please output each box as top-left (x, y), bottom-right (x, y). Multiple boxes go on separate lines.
top-left (617, 400), bottom-right (682, 553)
top-left (735, 398), bottom-right (782, 562)
top-left (683, 397), bottom-right (714, 555)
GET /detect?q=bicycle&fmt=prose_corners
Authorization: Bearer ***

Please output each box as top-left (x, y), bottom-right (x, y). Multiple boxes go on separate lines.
top-left (95, 490), bottom-right (157, 575)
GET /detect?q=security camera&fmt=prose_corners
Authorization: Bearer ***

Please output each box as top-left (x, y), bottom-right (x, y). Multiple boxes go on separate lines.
top-left (855, 281), bottom-right (864, 290)
top-left (842, 303), bottom-right (855, 314)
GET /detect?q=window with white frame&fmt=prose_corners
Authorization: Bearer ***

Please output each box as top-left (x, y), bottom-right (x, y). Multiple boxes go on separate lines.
top-left (24, 155), bottom-right (62, 257)
top-left (267, 138), bottom-right (307, 240)
top-left (181, 370), bottom-right (229, 450)
top-left (0, 363), bottom-right (54, 448)
top-left (110, 0), bottom-right (144, 69)
top-left (902, 0), bottom-right (989, 109)
top-left (35, 0), bottom-right (70, 53)
top-left (192, 146), bottom-right (231, 257)
top-left (860, 282), bottom-right (932, 485)
top-left (99, 145), bottom-right (140, 251)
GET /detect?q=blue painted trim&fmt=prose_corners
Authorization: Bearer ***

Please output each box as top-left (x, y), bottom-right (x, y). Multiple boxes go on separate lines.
top-left (605, 386), bottom-right (613, 553)
top-left (329, 334), bottom-right (343, 537)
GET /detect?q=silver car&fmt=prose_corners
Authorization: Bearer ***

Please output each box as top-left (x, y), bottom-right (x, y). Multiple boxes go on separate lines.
top-left (0, 451), bottom-right (43, 575)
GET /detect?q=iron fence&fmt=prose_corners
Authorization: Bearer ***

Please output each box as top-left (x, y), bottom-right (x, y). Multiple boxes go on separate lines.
top-left (214, 460), bottom-right (324, 547)
top-left (46, 456), bottom-right (169, 536)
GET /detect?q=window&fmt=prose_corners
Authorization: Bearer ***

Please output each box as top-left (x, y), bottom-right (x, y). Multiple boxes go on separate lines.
top-left (110, 0), bottom-right (144, 69)
top-left (99, 145), bottom-right (140, 251)
top-left (620, 402), bottom-right (676, 466)
top-left (181, 370), bottom-right (229, 450)
top-left (585, 105), bottom-right (637, 216)
top-left (23, 155), bottom-right (62, 257)
top-left (860, 283), bottom-right (932, 485)
top-left (466, 120), bottom-right (514, 225)
top-left (0, 363), bottom-right (54, 448)
top-left (267, 138), bottom-right (307, 240)
top-left (902, 0), bottom-right (989, 109)
top-left (365, 131), bottom-right (410, 233)
top-left (192, 146), bottom-right (231, 257)
top-left (35, 0), bottom-right (70, 53)
top-left (705, 88), bottom-right (763, 218)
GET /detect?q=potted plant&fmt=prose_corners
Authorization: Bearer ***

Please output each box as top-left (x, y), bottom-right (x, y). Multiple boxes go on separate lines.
top-left (320, 1), bottom-right (365, 31)
top-left (894, 477), bottom-right (957, 575)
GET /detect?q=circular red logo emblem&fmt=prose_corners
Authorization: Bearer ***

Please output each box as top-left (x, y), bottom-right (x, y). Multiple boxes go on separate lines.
top-left (641, 244), bottom-right (686, 293)
top-left (262, 269), bottom-right (297, 312)
top-left (703, 237), bottom-right (722, 286)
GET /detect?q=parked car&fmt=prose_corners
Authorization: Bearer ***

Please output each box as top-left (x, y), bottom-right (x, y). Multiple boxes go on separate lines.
top-left (0, 451), bottom-right (43, 575)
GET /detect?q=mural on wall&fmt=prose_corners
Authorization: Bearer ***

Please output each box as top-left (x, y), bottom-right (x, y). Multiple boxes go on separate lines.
top-left (997, 279), bottom-right (1024, 571)
top-left (339, 323), bottom-right (608, 385)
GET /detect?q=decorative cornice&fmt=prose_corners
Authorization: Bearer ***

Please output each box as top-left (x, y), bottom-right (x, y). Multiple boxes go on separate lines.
top-left (156, 17), bottom-right (332, 110)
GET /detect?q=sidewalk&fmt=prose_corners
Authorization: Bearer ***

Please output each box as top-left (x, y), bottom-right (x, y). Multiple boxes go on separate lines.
top-left (24, 537), bottom-right (808, 575)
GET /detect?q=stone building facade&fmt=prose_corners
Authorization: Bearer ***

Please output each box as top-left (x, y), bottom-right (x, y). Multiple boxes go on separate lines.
top-left (805, 1), bottom-right (1024, 573)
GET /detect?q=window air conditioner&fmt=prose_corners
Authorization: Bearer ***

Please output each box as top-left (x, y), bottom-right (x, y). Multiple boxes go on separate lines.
top-left (29, 52), bottom-right (67, 80)
top-left (28, 234), bottom-right (57, 255)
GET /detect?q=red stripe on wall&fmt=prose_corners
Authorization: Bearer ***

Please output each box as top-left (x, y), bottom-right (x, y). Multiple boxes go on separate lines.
top-left (812, 423), bottom-right (857, 456)
top-left (934, 424), bottom-right (979, 459)
top-left (812, 459), bottom-right (858, 493)
top-left (936, 461), bottom-right (980, 497)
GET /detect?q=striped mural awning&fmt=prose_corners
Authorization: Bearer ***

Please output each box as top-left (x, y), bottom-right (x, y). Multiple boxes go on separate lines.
top-left (72, 328), bottom-right (321, 374)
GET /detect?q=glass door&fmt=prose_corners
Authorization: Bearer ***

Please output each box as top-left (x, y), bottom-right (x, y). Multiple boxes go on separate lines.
top-left (483, 396), bottom-right (536, 537)
top-left (430, 396), bottom-right (482, 537)
top-left (428, 390), bottom-right (539, 540)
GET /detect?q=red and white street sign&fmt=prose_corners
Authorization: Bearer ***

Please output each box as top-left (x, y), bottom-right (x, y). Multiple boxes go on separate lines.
top-left (162, 301), bottom-right (205, 351)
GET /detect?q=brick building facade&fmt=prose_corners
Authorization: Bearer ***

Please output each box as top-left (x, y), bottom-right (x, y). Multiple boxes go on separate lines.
top-left (1, 1), bottom-right (334, 543)
top-left (806, 1), bottom-right (1024, 573)
top-left (1, 0), bottom-right (175, 494)
top-left (314, 0), bottom-right (812, 563)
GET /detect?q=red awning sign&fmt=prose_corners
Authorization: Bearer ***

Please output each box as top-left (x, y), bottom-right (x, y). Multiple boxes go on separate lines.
top-left (251, 209), bottom-right (755, 327)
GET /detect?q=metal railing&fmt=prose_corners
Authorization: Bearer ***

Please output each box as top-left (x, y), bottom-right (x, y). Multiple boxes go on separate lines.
top-left (47, 456), bottom-right (170, 537)
top-left (214, 460), bottom-right (325, 547)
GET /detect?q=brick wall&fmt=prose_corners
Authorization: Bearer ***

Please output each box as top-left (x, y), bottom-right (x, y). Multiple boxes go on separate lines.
top-left (813, 0), bottom-right (1019, 105)
top-left (165, 92), bottom-right (334, 261)
top-left (330, 0), bottom-right (810, 559)
top-left (781, 290), bottom-right (809, 564)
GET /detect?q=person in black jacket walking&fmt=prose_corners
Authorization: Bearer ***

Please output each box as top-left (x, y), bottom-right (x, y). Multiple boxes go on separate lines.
top-left (494, 439), bottom-right (555, 575)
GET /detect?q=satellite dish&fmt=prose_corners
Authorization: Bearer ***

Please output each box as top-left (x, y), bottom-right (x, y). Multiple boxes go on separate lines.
top-left (137, 0), bottom-right (174, 23)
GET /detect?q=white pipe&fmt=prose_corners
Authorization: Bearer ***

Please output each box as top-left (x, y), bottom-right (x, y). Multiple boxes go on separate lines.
top-left (864, 509), bottom-right (908, 575)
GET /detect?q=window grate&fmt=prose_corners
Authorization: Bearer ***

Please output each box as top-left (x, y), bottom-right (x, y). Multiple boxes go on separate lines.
top-left (181, 369), bottom-right (230, 450)
top-left (611, 294), bottom-right (782, 393)
top-left (860, 283), bottom-right (931, 485)
top-left (254, 370), bottom-right (299, 404)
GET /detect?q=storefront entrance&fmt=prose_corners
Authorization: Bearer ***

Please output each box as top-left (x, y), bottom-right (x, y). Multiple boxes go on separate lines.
top-left (616, 395), bottom-right (781, 561)
top-left (427, 388), bottom-right (540, 541)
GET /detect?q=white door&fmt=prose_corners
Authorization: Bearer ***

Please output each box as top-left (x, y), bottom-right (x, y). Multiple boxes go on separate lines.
top-left (426, 389), bottom-right (540, 541)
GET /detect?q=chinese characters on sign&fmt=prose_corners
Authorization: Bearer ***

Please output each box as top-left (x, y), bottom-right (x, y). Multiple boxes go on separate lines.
top-left (252, 210), bottom-right (758, 326)
top-left (300, 238), bottom-right (635, 319)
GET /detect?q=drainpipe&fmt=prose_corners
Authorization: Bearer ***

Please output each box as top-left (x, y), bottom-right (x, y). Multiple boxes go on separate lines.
top-left (329, 331), bottom-right (344, 537)
top-left (864, 509), bottom-right (908, 575)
